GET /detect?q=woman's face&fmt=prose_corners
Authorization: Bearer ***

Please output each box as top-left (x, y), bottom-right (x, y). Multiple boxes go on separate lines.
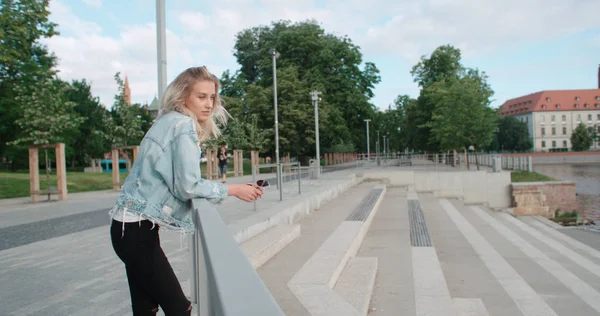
top-left (185, 80), bottom-right (216, 123)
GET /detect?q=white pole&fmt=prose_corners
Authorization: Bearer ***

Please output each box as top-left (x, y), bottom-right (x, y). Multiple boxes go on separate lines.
top-left (156, 0), bottom-right (167, 106)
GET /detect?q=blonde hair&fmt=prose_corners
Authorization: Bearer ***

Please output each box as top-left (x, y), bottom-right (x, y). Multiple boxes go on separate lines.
top-left (159, 66), bottom-right (229, 141)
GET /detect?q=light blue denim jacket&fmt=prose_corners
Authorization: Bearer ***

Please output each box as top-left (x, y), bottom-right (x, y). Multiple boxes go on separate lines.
top-left (109, 111), bottom-right (228, 233)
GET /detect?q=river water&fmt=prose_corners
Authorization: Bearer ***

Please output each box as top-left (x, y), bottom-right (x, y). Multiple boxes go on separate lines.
top-left (533, 164), bottom-right (600, 222)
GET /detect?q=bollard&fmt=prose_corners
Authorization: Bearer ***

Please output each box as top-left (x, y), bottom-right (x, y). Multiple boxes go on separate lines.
top-left (297, 163), bottom-right (301, 194)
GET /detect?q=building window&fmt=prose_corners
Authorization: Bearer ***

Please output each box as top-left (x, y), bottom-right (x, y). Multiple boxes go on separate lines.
top-left (589, 114), bottom-right (592, 121)
top-left (576, 97), bottom-right (580, 101)
top-left (542, 141), bottom-right (546, 148)
top-left (563, 127), bottom-right (567, 135)
top-left (541, 115), bottom-right (545, 121)
top-left (552, 140), bottom-right (556, 148)
top-left (541, 127), bottom-right (545, 136)
top-left (551, 115), bottom-right (555, 121)
top-left (562, 115), bottom-right (566, 121)
top-left (551, 127), bottom-right (556, 135)
top-left (585, 104), bottom-right (589, 108)
top-left (597, 114), bottom-right (600, 120)
top-left (546, 97), bottom-right (551, 102)
top-left (542, 105), bottom-right (547, 110)
top-left (574, 104), bottom-right (579, 108)
top-left (577, 114), bottom-right (581, 120)
top-left (556, 104), bottom-right (560, 109)
top-left (563, 140), bottom-right (567, 147)
top-left (596, 96), bottom-right (600, 101)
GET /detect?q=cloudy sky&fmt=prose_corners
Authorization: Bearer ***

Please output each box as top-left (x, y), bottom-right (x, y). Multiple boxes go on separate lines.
top-left (46, 0), bottom-right (600, 110)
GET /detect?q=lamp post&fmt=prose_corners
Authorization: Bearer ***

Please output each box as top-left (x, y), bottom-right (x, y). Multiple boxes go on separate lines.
top-left (377, 130), bottom-right (380, 159)
top-left (311, 91), bottom-right (322, 178)
top-left (269, 48), bottom-right (282, 201)
top-left (382, 135), bottom-right (387, 159)
top-left (364, 119), bottom-right (371, 161)
top-left (155, 0), bottom-right (167, 107)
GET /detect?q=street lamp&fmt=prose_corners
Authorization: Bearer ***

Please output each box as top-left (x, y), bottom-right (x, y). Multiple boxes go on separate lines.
top-left (269, 48), bottom-right (282, 201)
top-left (364, 119), bottom-right (371, 161)
top-left (377, 130), bottom-right (380, 159)
top-left (310, 90), bottom-right (322, 178)
top-left (155, 0), bottom-right (167, 106)
top-left (382, 135), bottom-right (387, 159)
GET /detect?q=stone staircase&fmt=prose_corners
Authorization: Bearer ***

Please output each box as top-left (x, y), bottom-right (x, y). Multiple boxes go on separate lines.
top-left (238, 181), bottom-right (600, 316)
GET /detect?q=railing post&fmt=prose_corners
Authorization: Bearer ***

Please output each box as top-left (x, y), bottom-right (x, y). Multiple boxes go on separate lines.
top-left (297, 162), bottom-right (301, 194)
top-left (278, 163), bottom-right (283, 201)
top-left (253, 164), bottom-right (258, 212)
top-left (190, 215), bottom-right (211, 316)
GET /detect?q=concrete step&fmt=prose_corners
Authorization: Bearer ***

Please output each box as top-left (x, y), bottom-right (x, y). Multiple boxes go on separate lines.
top-left (441, 197), bottom-right (600, 316)
top-left (240, 224), bottom-right (301, 269)
top-left (333, 256), bottom-right (378, 315)
top-left (256, 182), bottom-right (383, 316)
top-left (288, 184), bottom-right (386, 316)
top-left (356, 187), bottom-right (415, 315)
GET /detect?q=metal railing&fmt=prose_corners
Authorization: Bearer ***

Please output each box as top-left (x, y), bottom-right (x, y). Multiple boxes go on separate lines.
top-left (189, 199), bottom-right (285, 315)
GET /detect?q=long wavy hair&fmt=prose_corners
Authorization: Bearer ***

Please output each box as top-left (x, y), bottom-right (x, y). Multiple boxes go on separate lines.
top-left (159, 66), bottom-right (229, 141)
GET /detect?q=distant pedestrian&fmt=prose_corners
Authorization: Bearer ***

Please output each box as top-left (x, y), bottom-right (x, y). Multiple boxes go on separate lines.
top-left (109, 66), bottom-right (264, 316)
top-left (217, 144), bottom-right (228, 183)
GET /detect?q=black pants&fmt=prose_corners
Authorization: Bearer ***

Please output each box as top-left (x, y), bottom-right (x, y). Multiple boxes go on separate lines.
top-left (111, 219), bottom-right (191, 316)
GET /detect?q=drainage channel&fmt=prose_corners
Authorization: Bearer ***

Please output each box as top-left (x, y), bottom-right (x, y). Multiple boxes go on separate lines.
top-left (408, 199), bottom-right (432, 247)
top-left (346, 188), bottom-right (384, 222)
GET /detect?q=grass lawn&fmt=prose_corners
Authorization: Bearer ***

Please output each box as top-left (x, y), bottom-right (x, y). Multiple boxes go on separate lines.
top-left (0, 159), bottom-right (276, 199)
top-left (511, 171), bottom-right (555, 182)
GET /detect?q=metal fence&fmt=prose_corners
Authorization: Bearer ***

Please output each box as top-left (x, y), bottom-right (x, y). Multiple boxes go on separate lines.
top-left (362, 153), bottom-right (533, 172)
top-left (189, 199), bottom-right (285, 315)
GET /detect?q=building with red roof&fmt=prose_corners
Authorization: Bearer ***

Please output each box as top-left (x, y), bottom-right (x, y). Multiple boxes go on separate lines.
top-left (498, 66), bottom-right (600, 152)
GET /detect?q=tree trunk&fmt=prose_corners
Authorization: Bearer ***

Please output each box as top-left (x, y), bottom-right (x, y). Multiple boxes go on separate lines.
top-left (465, 148), bottom-right (470, 170)
top-left (475, 150), bottom-right (480, 171)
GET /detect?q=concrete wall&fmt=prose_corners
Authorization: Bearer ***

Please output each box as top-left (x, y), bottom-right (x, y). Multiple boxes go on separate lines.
top-left (364, 170), bottom-right (511, 209)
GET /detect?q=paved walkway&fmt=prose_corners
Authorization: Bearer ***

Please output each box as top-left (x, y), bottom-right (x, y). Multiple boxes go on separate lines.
top-left (0, 167), bottom-right (357, 316)
top-left (2, 163), bottom-right (600, 315)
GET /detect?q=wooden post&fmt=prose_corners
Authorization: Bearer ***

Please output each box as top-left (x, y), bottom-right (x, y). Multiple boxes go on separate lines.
top-left (238, 150), bottom-right (244, 176)
top-left (206, 148), bottom-right (213, 180)
top-left (29, 147), bottom-right (40, 203)
top-left (233, 150), bottom-right (239, 177)
top-left (55, 143), bottom-right (67, 200)
top-left (212, 150), bottom-right (219, 180)
top-left (132, 146), bottom-right (139, 162)
top-left (90, 159), bottom-right (95, 172)
top-left (112, 149), bottom-right (120, 191)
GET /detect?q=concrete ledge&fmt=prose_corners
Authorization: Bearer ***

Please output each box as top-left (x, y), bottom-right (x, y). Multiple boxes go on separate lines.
top-left (333, 257), bottom-right (378, 315)
top-left (229, 174), bottom-right (359, 245)
top-left (241, 224), bottom-right (301, 269)
top-left (288, 185), bottom-right (386, 316)
top-left (453, 298), bottom-right (490, 316)
top-left (412, 247), bottom-right (455, 316)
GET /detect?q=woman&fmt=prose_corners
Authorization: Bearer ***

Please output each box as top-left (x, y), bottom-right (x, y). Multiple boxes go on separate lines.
top-left (109, 66), bottom-right (263, 316)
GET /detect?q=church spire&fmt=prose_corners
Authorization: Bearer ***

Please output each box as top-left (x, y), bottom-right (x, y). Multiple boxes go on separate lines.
top-left (123, 76), bottom-right (131, 106)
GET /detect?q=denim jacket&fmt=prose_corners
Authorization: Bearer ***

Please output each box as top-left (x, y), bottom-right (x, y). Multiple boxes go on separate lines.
top-left (109, 111), bottom-right (228, 233)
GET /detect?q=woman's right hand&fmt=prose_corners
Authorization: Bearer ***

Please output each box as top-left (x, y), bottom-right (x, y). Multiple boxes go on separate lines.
top-left (228, 184), bottom-right (264, 202)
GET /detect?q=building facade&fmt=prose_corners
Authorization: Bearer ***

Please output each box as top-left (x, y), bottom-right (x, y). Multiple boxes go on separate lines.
top-left (499, 89), bottom-right (600, 152)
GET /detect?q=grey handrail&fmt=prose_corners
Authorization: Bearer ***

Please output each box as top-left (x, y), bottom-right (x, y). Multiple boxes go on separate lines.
top-left (190, 198), bottom-right (285, 316)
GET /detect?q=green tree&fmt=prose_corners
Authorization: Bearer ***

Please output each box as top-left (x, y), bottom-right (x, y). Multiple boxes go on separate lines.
top-left (9, 78), bottom-right (84, 146)
top-left (496, 116), bottom-right (532, 152)
top-left (424, 69), bottom-right (496, 168)
top-left (227, 20), bottom-right (380, 158)
top-left (64, 79), bottom-right (111, 166)
top-left (408, 45), bottom-right (464, 152)
top-left (571, 123), bottom-right (592, 151)
top-left (0, 0), bottom-right (58, 169)
top-left (107, 73), bottom-right (145, 147)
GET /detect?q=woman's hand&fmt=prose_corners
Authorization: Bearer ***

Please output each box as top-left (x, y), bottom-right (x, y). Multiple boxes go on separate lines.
top-left (227, 184), bottom-right (264, 202)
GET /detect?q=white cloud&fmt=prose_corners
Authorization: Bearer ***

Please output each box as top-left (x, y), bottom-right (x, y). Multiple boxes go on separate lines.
top-left (82, 0), bottom-right (102, 9)
top-left (363, 0), bottom-right (600, 61)
top-left (45, 1), bottom-right (192, 108)
top-left (43, 0), bottom-right (600, 110)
